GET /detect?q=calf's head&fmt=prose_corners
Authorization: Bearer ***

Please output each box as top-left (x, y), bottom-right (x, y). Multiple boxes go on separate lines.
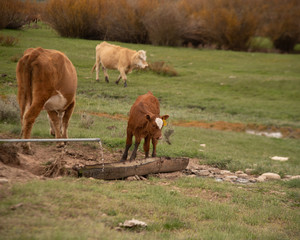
top-left (133, 50), bottom-right (148, 69)
top-left (145, 114), bottom-right (169, 140)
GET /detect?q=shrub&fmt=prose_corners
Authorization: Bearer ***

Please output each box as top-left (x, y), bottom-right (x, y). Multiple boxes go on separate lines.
top-left (101, 0), bottom-right (148, 43)
top-left (43, 0), bottom-right (104, 39)
top-left (0, 96), bottom-right (20, 123)
top-left (142, 1), bottom-right (187, 46)
top-left (0, 0), bottom-right (38, 30)
top-left (261, 0), bottom-right (300, 52)
top-left (197, 0), bottom-right (260, 51)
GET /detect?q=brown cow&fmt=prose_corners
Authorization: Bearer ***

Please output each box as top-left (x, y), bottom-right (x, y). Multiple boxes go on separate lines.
top-left (91, 41), bottom-right (148, 87)
top-left (16, 47), bottom-right (77, 153)
top-left (121, 91), bottom-right (169, 161)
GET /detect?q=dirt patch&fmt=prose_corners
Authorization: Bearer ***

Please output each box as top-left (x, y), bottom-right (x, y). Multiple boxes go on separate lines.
top-left (0, 134), bottom-right (152, 184)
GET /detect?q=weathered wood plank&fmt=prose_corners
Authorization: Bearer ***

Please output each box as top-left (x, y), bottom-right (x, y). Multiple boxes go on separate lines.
top-left (77, 157), bottom-right (189, 180)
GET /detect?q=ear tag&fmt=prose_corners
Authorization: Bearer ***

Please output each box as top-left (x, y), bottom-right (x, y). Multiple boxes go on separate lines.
top-left (163, 119), bottom-right (167, 127)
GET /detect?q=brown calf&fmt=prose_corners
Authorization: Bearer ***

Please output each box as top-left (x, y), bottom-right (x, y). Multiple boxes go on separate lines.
top-left (92, 41), bottom-right (148, 87)
top-left (16, 47), bottom-right (77, 153)
top-left (121, 91), bottom-right (169, 161)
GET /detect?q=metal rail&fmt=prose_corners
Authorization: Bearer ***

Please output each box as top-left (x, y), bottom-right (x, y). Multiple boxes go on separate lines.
top-left (0, 138), bottom-right (101, 143)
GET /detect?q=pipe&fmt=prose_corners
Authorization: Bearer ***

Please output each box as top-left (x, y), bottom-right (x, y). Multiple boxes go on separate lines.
top-left (0, 138), bottom-right (101, 143)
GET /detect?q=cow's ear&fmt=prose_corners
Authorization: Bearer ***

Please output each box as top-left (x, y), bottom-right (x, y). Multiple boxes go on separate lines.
top-left (162, 115), bottom-right (169, 120)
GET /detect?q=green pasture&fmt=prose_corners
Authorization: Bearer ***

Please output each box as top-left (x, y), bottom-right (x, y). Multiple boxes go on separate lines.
top-left (0, 23), bottom-right (300, 239)
top-left (1, 23), bottom-right (299, 174)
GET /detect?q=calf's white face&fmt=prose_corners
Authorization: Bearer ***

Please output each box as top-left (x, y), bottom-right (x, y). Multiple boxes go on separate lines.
top-left (155, 118), bottom-right (163, 129)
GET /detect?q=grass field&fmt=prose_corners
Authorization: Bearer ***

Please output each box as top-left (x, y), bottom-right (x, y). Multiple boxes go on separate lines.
top-left (0, 23), bottom-right (300, 239)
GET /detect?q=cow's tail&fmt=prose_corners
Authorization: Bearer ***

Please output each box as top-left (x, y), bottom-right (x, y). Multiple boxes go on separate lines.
top-left (16, 48), bottom-right (41, 120)
top-left (91, 63), bottom-right (96, 73)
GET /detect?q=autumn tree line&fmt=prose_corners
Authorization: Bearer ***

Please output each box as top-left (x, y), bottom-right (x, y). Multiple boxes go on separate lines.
top-left (0, 0), bottom-right (299, 52)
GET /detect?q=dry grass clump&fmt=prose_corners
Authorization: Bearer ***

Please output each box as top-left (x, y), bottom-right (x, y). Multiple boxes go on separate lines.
top-left (0, 34), bottom-right (19, 47)
top-left (0, 96), bottom-right (20, 123)
top-left (148, 61), bottom-right (178, 77)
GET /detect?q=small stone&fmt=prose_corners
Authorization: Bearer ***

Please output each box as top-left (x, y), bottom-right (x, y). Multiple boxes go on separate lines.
top-left (261, 172), bottom-right (281, 180)
top-left (245, 168), bottom-right (254, 174)
top-left (196, 170), bottom-right (210, 176)
top-left (236, 178), bottom-right (250, 184)
top-left (256, 176), bottom-right (266, 182)
top-left (270, 156), bottom-right (289, 161)
top-left (224, 175), bottom-right (238, 181)
top-left (235, 171), bottom-right (244, 175)
top-left (215, 178), bottom-right (223, 182)
top-left (0, 178), bottom-right (9, 184)
top-left (291, 175), bottom-right (300, 180)
top-left (237, 173), bottom-right (248, 178)
top-left (220, 170), bottom-right (231, 175)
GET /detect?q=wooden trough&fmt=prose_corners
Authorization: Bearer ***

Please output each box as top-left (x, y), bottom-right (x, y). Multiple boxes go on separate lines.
top-left (76, 157), bottom-right (189, 180)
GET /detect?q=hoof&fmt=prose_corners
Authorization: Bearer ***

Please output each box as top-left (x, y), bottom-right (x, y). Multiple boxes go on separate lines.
top-left (105, 76), bottom-right (109, 83)
top-left (124, 82), bottom-right (127, 88)
top-left (22, 145), bottom-right (34, 155)
top-left (96, 79), bottom-right (100, 82)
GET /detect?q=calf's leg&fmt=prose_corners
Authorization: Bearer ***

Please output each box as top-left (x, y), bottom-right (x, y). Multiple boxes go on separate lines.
top-left (121, 129), bottom-right (133, 161)
top-left (143, 136), bottom-right (150, 158)
top-left (151, 138), bottom-right (158, 157)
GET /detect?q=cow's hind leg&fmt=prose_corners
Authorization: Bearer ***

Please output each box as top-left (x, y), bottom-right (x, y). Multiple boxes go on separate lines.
top-left (115, 74), bottom-right (121, 85)
top-left (21, 102), bottom-right (44, 154)
top-left (102, 66), bottom-right (109, 83)
top-left (61, 101), bottom-right (75, 139)
top-left (47, 110), bottom-right (64, 148)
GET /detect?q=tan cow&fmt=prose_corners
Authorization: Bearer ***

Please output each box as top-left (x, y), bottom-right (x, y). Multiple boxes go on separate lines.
top-left (16, 47), bottom-right (77, 153)
top-left (91, 41), bottom-right (148, 87)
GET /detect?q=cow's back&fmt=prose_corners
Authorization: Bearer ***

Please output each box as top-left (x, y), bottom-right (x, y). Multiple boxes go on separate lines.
top-left (96, 42), bottom-right (136, 69)
top-left (17, 47), bottom-right (77, 115)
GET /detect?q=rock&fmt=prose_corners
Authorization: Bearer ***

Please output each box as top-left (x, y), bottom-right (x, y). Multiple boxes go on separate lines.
top-left (261, 172), bottom-right (281, 180)
top-left (119, 219), bottom-right (147, 228)
top-left (256, 176), bottom-right (266, 182)
top-left (220, 170), bottom-right (231, 175)
top-left (236, 178), bottom-right (250, 184)
top-left (291, 175), bottom-right (300, 180)
top-left (245, 168), bottom-right (254, 174)
top-left (224, 175), bottom-right (238, 181)
top-left (237, 173), bottom-right (248, 178)
top-left (235, 171), bottom-right (244, 175)
top-left (270, 156), bottom-right (289, 161)
top-left (196, 170), bottom-right (210, 176)
top-left (0, 178), bottom-right (9, 184)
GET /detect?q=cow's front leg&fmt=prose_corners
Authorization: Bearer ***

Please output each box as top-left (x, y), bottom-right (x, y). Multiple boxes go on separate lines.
top-left (119, 68), bottom-right (127, 87)
top-left (130, 141), bottom-right (140, 160)
top-left (151, 138), bottom-right (158, 157)
top-left (143, 136), bottom-right (150, 158)
top-left (121, 129), bottom-right (133, 161)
